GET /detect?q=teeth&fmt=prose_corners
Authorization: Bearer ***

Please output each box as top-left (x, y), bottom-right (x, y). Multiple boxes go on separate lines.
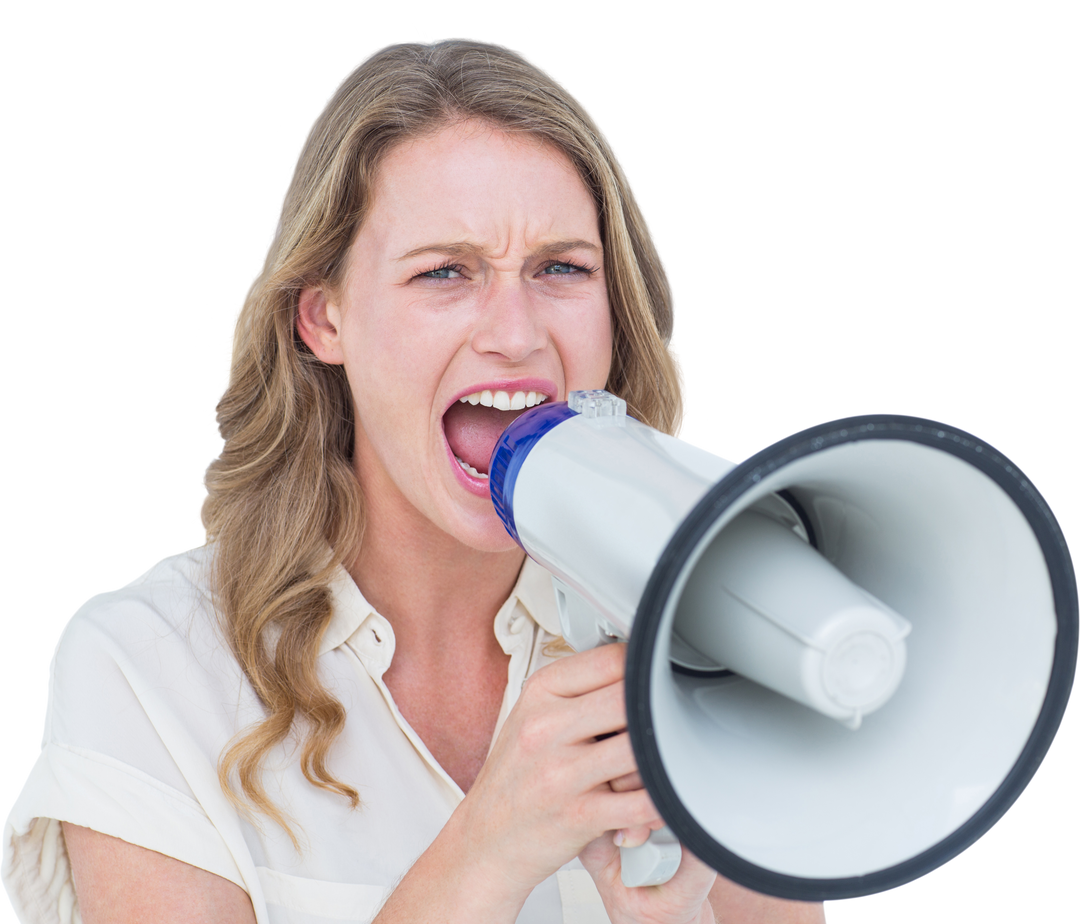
top-left (455, 455), bottom-right (489, 480)
top-left (458, 389), bottom-right (549, 409)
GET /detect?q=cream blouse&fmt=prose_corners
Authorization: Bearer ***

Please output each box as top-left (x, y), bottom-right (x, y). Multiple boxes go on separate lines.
top-left (3, 547), bottom-right (611, 923)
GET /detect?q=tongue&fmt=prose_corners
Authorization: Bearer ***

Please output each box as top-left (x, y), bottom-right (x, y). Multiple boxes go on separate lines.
top-left (444, 402), bottom-right (527, 475)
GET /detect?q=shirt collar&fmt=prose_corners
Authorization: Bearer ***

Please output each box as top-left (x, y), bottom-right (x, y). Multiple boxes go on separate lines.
top-left (512, 557), bottom-right (562, 636)
top-left (319, 555), bottom-right (561, 659)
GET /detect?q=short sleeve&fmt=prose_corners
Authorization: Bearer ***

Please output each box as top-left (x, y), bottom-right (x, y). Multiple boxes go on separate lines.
top-left (3, 552), bottom-right (256, 923)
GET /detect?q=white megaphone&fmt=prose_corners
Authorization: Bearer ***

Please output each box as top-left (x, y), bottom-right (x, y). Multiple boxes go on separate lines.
top-left (488, 390), bottom-right (1076, 900)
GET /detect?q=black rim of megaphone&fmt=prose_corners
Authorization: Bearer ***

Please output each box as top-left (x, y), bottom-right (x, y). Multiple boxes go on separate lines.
top-left (624, 414), bottom-right (1077, 901)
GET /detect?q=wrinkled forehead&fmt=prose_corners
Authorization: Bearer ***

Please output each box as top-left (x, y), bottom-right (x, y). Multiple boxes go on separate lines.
top-left (374, 120), bottom-right (588, 207)
top-left (351, 120), bottom-right (602, 265)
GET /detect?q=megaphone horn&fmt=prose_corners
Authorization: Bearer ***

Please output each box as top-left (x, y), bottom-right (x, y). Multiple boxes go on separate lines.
top-left (489, 390), bottom-right (1077, 901)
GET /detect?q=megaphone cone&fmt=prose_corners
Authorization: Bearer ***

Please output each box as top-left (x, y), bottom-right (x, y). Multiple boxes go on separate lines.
top-left (489, 391), bottom-right (1076, 901)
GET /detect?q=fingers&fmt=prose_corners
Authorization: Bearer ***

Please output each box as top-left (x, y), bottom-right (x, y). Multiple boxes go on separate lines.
top-left (587, 786), bottom-right (662, 836)
top-left (514, 677), bottom-right (626, 759)
top-left (580, 731), bottom-right (638, 791)
top-left (530, 642), bottom-right (625, 698)
top-left (607, 769), bottom-right (663, 851)
top-left (614, 826), bottom-right (653, 849)
top-left (562, 680), bottom-right (627, 743)
top-left (612, 817), bottom-right (668, 850)
top-left (518, 673), bottom-right (630, 755)
top-left (608, 770), bottom-right (643, 793)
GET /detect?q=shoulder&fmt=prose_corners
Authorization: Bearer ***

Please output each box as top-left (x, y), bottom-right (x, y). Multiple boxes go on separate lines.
top-left (56, 546), bottom-right (224, 666)
top-left (64, 545), bottom-right (217, 638)
top-left (46, 544), bottom-right (240, 712)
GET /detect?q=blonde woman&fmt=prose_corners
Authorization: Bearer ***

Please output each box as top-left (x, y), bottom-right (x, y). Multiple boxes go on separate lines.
top-left (4, 41), bottom-right (824, 924)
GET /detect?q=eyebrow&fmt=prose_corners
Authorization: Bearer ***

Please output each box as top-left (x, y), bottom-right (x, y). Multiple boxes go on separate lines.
top-left (397, 239), bottom-right (602, 261)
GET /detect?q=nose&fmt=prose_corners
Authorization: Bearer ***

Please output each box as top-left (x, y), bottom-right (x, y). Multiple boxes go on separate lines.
top-left (471, 277), bottom-right (548, 363)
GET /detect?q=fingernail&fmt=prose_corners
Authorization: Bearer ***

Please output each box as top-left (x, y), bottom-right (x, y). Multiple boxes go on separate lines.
top-left (614, 830), bottom-right (625, 847)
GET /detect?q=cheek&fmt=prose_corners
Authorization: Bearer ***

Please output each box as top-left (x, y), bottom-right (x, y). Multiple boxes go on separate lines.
top-left (339, 303), bottom-right (465, 440)
top-left (340, 294), bottom-right (426, 389)
top-left (563, 301), bottom-right (614, 388)
top-left (336, 313), bottom-right (420, 458)
top-left (598, 309), bottom-right (615, 375)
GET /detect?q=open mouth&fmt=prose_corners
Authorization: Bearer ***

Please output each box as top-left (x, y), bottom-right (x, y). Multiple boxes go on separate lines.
top-left (443, 389), bottom-right (550, 481)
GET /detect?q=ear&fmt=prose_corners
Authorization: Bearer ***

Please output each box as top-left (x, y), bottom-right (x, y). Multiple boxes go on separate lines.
top-left (297, 287), bottom-right (345, 364)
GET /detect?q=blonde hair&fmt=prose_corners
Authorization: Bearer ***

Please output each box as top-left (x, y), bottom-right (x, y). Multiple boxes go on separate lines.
top-left (202, 39), bottom-right (682, 842)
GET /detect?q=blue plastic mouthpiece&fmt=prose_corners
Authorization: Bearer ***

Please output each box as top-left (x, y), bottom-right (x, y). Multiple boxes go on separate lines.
top-left (488, 400), bottom-right (577, 545)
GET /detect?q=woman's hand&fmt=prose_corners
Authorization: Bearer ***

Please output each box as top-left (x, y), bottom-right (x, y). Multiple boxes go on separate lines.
top-left (578, 769), bottom-right (717, 924)
top-left (577, 764), bottom-right (825, 924)
top-left (450, 642), bottom-right (658, 892)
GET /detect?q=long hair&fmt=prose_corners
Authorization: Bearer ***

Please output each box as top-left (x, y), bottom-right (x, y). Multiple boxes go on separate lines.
top-left (202, 39), bottom-right (682, 843)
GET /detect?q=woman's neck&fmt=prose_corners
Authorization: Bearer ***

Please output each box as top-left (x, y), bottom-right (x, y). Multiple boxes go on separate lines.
top-left (346, 474), bottom-right (525, 664)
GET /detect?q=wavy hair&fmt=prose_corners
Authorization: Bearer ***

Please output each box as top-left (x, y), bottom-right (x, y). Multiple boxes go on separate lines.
top-left (202, 39), bottom-right (683, 843)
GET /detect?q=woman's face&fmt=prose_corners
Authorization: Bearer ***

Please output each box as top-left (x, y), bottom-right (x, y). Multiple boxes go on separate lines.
top-left (303, 121), bottom-right (612, 552)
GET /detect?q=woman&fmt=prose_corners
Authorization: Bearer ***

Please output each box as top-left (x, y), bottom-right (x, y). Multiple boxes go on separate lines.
top-left (4, 41), bottom-right (823, 924)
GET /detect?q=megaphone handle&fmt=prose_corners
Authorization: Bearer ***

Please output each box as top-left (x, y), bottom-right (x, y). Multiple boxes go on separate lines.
top-left (619, 826), bottom-right (682, 887)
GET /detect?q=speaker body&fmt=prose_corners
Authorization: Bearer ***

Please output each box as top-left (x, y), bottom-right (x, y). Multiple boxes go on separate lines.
top-left (489, 390), bottom-right (1076, 900)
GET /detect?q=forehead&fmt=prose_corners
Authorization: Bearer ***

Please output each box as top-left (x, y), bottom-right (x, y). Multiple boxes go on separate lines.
top-left (376, 120), bottom-right (583, 189)
top-left (361, 121), bottom-right (600, 250)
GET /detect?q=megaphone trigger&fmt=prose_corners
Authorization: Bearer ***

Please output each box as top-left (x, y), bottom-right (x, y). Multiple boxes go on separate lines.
top-left (552, 576), bottom-right (624, 652)
top-left (619, 825), bottom-right (682, 887)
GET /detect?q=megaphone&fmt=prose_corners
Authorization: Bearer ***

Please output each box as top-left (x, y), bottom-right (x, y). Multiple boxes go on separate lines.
top-left (489, 390), bottom-right (1077, 901)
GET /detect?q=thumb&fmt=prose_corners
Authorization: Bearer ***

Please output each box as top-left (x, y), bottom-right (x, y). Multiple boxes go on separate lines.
top-left (578, 831), bottom-right (620, 881)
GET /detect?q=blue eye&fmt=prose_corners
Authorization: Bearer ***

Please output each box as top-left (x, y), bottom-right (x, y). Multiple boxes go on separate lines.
top-left (421, 264), bottom-right (462, 279)
top-left (543, 262), bottom-right (581, 275)
top-left (412, 257), bottom-right (600, 280)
